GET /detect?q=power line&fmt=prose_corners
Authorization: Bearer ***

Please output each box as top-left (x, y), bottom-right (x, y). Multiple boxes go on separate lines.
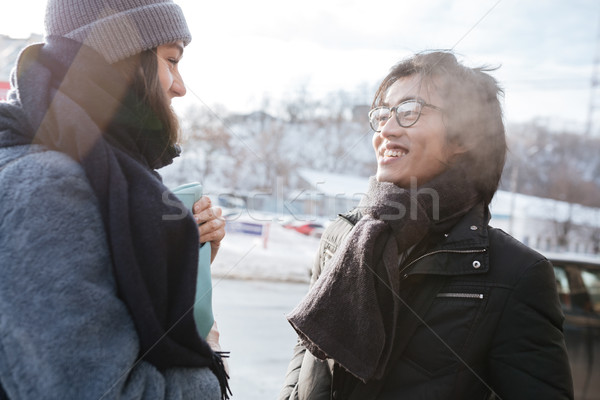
top-left (585, 11), bottom-right (600, 136)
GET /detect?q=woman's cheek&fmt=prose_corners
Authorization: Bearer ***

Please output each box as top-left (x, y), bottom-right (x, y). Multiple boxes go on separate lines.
top-left (157, 63), bottom-right (174, 94)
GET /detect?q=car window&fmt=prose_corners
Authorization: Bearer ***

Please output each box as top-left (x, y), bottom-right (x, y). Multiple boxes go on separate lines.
top-left (581, 269), bottom-right (600, 314)
top-left (554, 266), bottom-right (571, 311)
top-left (554, 262), bottom-right (600, 315)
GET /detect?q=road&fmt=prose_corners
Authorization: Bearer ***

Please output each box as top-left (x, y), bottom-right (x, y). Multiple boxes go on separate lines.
top-left (212, 278), bottom-right (310, 399)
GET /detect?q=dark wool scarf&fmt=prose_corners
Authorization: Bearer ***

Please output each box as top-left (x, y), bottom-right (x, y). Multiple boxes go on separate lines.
top-left (287, 169), bottom-right (479, 383)
top-left (0, 37), bottom-right (230, 398)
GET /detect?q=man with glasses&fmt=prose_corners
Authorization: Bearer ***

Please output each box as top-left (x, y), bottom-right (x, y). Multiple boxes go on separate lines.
top-left (280, 51), bottom-right (573, 400)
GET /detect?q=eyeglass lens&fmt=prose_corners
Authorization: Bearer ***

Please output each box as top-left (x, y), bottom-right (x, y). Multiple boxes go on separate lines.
top-left (369, 101), bottom-right (423, 131)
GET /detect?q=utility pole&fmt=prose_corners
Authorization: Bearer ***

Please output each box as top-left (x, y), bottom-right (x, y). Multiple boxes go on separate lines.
top-left (585, 12), bottom-right (600, 136)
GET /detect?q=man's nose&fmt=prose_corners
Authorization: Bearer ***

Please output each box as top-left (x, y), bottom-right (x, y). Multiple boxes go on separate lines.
top-left (378, 114), bottom-right (402, 138)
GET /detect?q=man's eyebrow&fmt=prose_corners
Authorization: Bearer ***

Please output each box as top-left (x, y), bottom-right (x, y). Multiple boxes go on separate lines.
top-left (383, 95), bottom-right (421, 106)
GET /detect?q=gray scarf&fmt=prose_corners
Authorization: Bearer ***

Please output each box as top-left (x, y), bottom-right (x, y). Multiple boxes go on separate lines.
top-left (287, 167), bottom-right (479, 382)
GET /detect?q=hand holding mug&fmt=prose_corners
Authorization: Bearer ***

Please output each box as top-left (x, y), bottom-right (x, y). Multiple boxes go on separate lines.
top-left (193, 196), bottom-right (225, 262)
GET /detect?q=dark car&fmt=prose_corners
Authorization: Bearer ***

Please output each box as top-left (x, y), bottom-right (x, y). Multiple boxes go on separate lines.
top-left (548, 252), bottom-right (600, 400)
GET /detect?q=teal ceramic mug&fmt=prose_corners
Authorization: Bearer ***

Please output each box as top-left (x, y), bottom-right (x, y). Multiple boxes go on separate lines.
top-left (171, 182), bottom-right (214, 339)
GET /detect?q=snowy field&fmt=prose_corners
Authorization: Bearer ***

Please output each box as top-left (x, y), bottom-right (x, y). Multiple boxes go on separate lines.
top-left (211, 279), bottom-right (308, 399)
top-left (209, 218), bottom-right (320, 398)
top-left (211, 216), bottom-right (321, 283)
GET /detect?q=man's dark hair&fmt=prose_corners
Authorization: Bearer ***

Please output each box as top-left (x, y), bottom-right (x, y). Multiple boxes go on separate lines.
top-left (372, 51), bottom-right (506, 206)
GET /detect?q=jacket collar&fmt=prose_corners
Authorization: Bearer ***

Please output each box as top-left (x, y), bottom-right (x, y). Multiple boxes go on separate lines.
top-left (436, 202), bottom-right (490, 250)
top-left (404, 203), bottom-right (491, 277)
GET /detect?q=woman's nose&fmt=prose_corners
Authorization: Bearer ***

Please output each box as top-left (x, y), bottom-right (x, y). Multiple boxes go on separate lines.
top-left (171, 73), bottom-right (186, 98)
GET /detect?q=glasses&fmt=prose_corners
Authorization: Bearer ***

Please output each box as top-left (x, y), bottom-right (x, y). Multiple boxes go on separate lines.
top-left (368, 99), bottom-right (443, 132)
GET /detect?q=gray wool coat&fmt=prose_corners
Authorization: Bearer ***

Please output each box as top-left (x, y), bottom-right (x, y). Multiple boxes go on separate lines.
top-left (0, 144), bottom-right (220, 399)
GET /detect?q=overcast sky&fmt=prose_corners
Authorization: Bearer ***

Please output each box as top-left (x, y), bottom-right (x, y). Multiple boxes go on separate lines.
top-left (3, 0), bottom-right (600, 131)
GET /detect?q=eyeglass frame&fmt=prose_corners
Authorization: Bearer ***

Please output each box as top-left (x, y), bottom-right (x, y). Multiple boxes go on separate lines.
top-left (368, 99), bottom-right (443, 132)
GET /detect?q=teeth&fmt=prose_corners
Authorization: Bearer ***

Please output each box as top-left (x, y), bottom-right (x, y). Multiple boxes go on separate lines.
top-left (383, 149), bottom-right (406, 158)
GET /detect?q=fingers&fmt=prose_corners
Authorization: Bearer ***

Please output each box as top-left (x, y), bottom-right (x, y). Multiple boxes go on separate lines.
top-left (206, 321), bottom-right (221, 350)
top-left (194, 206), bottom-right (222, 225)
top-left (192, 196), bottom-right (212, 214)
top-left (197, 213), bottom-right (225, 243)
top-left (209, 241), bottom-right (221, 263)
top-left (196, 207), bottom-right (225, 244)
top-left (205, 321), bottom-right (229, 374)
top-left (192, 196), bottom-right (225, 248)
top-left (206, 321), bottom-right (220, 341)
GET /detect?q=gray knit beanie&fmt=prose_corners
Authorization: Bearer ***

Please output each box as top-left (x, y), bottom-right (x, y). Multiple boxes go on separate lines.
top-left (44, 0), bottom-right (191, 64)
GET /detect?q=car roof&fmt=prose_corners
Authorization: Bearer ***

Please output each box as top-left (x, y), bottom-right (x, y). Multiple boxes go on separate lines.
top-left (544, 252), bottom-right (600, 268)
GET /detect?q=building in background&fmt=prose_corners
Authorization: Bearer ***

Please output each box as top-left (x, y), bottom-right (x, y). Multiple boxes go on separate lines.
top-left (489, 191), bottom-right (600, 255)
top-left (294, 169), bottom-right (368, 220)
top-left (295, 169), bottom-right (600, 256)
top-left (0, 34), bottom-right (42, 100)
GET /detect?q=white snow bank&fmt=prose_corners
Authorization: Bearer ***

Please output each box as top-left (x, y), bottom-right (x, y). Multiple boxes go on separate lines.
top-left (211, 219), bottom-right (320, 283)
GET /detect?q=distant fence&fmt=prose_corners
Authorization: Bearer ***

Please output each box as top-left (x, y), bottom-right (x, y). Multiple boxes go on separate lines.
top-left (225, 221), bottom-right (271, 248)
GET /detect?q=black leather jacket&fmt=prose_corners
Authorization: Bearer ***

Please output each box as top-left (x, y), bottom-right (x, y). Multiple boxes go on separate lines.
top-left (280, 204), bottom-right (573, 400)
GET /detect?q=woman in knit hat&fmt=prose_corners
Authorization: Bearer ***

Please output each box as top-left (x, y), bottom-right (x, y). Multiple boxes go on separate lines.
top-left (0, 1), bottom-right (230, 399)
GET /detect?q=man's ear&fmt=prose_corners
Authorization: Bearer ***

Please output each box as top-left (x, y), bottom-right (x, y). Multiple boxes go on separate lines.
top-left (446, 141), bottom-right (469, 159)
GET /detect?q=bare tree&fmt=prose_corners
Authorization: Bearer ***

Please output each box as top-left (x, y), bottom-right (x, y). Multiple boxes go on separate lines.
top-left (282, 81), bottom-right (319, 124)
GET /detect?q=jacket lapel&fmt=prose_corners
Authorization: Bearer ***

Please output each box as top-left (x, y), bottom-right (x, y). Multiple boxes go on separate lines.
top-left (348, 204), bottom-right (491, 400)
top-left (405, 203), bottom-right (491, 277)
top-left (348, 275), bottom-right (447, 400)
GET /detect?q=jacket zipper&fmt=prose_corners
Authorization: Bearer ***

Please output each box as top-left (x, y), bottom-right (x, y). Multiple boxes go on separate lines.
top-left (399, 248), bottom-right (487, 279)
top-left (437, 292), bottom-right (484, 299)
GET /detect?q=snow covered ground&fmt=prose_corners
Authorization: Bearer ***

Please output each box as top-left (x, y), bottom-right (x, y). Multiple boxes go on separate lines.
top-left (211, 217), bottom-right (321, 283)
top-left (211, 278), bottom-right (307, 399)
